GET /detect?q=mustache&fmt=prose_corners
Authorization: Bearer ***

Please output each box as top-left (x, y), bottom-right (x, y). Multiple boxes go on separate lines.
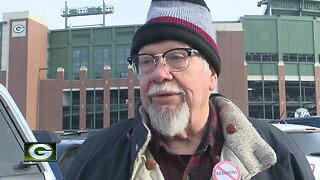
top-left (147, 82), bottom-right (185, 97)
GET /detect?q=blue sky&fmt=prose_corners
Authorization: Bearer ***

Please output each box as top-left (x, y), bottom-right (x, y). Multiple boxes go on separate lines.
top-left (0, 0), bottom-right (265, 29)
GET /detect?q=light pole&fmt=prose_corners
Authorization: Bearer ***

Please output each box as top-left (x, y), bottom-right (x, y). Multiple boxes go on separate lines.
top-left (64, 1), bottom-right (68, 29)
top-left (117, 73), bottom-right (120, 122)
top-left (103, 0), bottom-right (106, 26)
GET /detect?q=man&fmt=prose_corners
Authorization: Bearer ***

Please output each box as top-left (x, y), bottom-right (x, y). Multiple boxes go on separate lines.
top-left (67, 0), bottom-right (315, 179)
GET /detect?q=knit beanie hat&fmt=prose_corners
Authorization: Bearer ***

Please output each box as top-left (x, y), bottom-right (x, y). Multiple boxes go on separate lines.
top-left (130, 0), bottom-right (221, 75)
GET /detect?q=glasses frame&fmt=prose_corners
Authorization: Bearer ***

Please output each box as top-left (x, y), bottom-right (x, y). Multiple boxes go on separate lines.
top-left (127, 48), bottom-right (199, 75)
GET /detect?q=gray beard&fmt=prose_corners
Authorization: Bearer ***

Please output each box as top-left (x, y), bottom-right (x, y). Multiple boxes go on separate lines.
top-left (147, 100), bottom-right (190, 137)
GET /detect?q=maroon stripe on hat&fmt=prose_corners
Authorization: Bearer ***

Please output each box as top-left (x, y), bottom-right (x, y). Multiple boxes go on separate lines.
top-left (148, 16), bottom-right (219, 52)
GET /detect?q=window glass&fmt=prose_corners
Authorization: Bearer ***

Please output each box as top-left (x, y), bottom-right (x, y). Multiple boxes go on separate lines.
top-left (248, 81), bottom-right (263, 102)
top-left (0, 103), bottom-right (23, 162)
top-left (110, 89), bottom-right (128, 125)
top-left (116, 47), bottom-right (130, 77)
top-left (0, 101), bottom-right (42, 177)
top-left (72, 48), bottom-right (88, 80)
top-left (285, 81), bottom-right (316, 117)
top-left (283, 53), bottom-right (314, 63)
top-left (248, 81), bottom-right (279, 119)
top-left (94, 47), bottom-right (111, 79)
top-left (245, 53), bottom-right (278, 62)
top-left (86, 90), bottom-right (104, 129)
top-left (288, 132), bottom-right (320, 156)
top-left (63, 91), bottom-right (80, 130)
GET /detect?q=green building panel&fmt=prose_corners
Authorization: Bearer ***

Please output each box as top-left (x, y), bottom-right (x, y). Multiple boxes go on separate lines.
top-left (49, 30), bottom-right (69, 45)
top-left (266, 0), bottom-right (320, 17)
top-left (243, 15), bottom-right (316, 55)
top-left (272, 0), bottom-right (300, 10)
top-left (71, 29), bottom-right (91, 44)
top-left (281, 19), bottom-right (314, 53)
top-left (247, 63), bottom-right (278, 75)
top-left (316, 21), bottom-right (320, 58)
top-left (92, 28), bottom-right (112, 44)
top-left (285, 64), bottom-right (299, 75)
top-left (300, 64), bottom-right (315, 76)
top-left (262, 63), bottom-right (279, 75)
top-left (48, 48), bottom-right (68, 79)
top-left (114, 26), bottom-right (137, 44)
top-left (284, 63), bottom-right (314, 76)
top-left (242, 16), bottom-right (278, 53)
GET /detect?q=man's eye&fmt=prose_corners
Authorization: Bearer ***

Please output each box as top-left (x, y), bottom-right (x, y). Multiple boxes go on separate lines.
top-left (140, 57), bottom-right (154, 65)
top-left (168, 54), bottom-right (185, 62)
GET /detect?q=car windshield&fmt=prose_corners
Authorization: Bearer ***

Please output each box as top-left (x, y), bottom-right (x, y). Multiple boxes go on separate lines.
top-left (288, 132), bottom-right (320, 156)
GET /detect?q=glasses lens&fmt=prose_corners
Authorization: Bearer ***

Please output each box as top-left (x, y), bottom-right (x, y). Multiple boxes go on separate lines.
top-left (135, 54), bottom-right (155, 75)
top-left (164, 49), bottom-right (189, 71)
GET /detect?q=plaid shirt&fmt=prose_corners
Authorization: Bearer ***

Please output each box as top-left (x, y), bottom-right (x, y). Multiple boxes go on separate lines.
top-left (149, 102), bottom-right (224, 180)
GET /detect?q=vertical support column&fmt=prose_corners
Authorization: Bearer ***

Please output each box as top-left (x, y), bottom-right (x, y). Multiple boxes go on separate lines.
top-left (127, 66), bottom-right (135, 119)
top-left (104, 65), bottom-right (111, 127)
top-left (278, 62), bottom-right (287, 118)
top-left (56, 68), bottom-right (65, 83)
top-left (276, 16), bottom-right (287, 119)
top-left (79, 66), bottom-right (87, 129)
top-left (56, 67), bottom-right (65, 130)
top-left (313, 18), bottom-right (320, 116)
top-left (315, 64), bottom-right (320, 116)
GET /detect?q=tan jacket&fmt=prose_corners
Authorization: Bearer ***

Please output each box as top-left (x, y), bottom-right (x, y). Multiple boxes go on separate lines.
top-left (131, 96), bottom-right (277, 180)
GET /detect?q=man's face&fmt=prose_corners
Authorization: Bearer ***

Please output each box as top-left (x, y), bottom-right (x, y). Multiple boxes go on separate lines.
top-left (138, 41), bottom-right (217, 136)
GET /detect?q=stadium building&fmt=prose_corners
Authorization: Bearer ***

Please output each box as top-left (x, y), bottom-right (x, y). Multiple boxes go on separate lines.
top-left (0, 0), bottom-right (319, 131)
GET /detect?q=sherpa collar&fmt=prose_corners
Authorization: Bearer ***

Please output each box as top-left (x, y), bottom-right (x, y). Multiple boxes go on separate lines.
top-left (210, 95), bottom-right (277, 177)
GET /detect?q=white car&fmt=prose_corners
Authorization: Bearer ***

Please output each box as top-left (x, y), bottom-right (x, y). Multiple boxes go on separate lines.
top-left (272, 123), bottom-right (320, 180)
top-left (0, 84), bottom-right (56, 179)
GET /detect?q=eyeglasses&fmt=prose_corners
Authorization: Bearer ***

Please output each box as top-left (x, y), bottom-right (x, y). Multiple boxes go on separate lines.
top-left (127, 48), bottom-right (199, 75)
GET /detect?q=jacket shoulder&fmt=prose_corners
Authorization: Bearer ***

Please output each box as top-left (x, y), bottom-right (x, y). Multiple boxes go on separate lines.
top-left (248, 117), bottom-right (315, 180)
top-left (82, 118), bottom-right (134, 153)
top-left (66, 119), bottom-right (135, 180)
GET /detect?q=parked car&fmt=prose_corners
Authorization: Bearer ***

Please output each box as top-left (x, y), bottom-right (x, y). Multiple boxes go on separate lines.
top-left (269, 116), bottom-right (320, 128)
top-left (0, 84), bottom-right (57, 179)
top-left (272, 123), bottom-right (320, 179)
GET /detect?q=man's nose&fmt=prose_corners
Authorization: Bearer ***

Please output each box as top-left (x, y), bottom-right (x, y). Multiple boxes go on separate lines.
top-left (149, 58), bottom-right (173, 83)
top-left (154, 56), bottom-right (167, 68)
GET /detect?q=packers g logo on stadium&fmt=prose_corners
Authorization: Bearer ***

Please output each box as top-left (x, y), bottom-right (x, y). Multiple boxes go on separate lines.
top-left (13, 24), bottom-right (25, 33)
top-left (24, 143), bottom-right (57, 161)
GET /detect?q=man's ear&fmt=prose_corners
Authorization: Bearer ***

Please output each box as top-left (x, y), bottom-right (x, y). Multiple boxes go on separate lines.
top-left (209, 67), bottom-right (218, 91)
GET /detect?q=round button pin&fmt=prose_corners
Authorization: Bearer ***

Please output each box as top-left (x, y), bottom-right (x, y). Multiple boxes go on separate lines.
top-left (212, 160), bottom-right (241, 180)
